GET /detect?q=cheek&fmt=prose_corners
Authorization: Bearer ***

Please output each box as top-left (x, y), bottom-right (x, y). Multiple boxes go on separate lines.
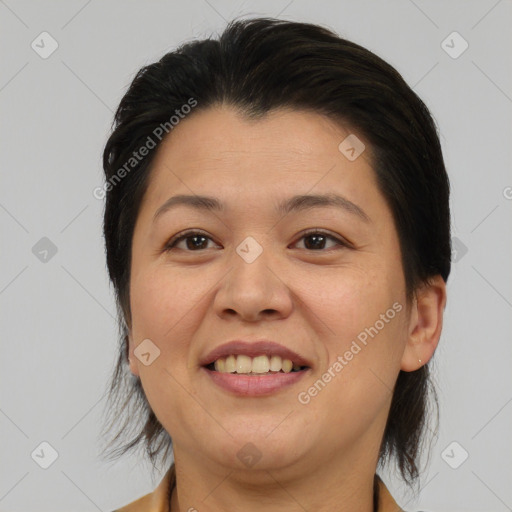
top-left (299, 262), bottom-right (407, 392)
top-left (128, 268), bottom-right (204, 376)
top-left (128, 268), bottom-right (210, 424)
top-left (299, 286), bottom-right (406, 446)
top-left (130, 265), bottom-right (208, 334)
top-left (298, 262), bottom-right (401, 337)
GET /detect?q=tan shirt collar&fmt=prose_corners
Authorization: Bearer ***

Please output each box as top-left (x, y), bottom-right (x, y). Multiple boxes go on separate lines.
top-left (113, 465), bottom-right (404, 512)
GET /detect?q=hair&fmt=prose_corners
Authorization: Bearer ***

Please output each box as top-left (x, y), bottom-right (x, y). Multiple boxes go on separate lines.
top-left (99, 16), bottom-right (451, 491)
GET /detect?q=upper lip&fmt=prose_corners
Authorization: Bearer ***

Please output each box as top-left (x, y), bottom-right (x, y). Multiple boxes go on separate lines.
top-left (199, 340), bottom-right (312, 368)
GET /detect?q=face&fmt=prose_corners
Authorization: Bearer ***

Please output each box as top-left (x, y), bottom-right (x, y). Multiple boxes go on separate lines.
top-left (127, 106), bottom-right (413, 475)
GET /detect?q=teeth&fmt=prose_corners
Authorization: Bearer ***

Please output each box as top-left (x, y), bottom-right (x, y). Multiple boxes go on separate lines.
top-left (224, 355), bottom-right (236, 373)
top-left (214, 358), bottom-right (225, 372)
top-left (269, 355), bottom-right (281, 371)
top-left (212, 354), bottom-right (303, 374)
top-left (282, 358), bottom-right (293, 373)
top-left (236, 354), bottom-right (252, 373)
top-left (252, 355), bottom-right (270, 373)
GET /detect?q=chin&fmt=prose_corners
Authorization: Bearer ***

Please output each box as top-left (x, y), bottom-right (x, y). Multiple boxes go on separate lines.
top-left (217, 431), bottom-right (303, 471)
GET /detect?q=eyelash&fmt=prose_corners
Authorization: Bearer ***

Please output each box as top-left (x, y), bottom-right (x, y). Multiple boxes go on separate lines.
top-left (163, 229), bottom-right (350, 252)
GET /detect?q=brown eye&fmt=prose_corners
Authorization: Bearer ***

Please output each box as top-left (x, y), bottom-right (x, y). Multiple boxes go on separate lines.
top-left (164, 229), bottom-right (348, 253)
top-left (164, 231), bottom-right (218, 252)
top-left (293, 230), bottom-right (347, 251)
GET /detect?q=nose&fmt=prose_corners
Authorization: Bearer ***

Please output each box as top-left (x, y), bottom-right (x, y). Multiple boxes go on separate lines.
top-left (213, 240), bottom-right (294, 323)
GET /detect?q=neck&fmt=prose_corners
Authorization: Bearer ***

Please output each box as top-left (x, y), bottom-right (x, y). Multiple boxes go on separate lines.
top-left (169, 447), bottom-right (379, 512)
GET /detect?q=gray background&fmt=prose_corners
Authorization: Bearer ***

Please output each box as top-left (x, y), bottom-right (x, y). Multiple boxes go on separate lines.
top-left (1, 1), bottom-right (511, 511)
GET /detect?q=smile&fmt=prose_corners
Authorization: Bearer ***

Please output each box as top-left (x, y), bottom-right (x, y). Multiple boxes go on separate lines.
top-left (207, 354), bottom-right (308, 374)
top-left (202, 355), bottom-right (310, 396)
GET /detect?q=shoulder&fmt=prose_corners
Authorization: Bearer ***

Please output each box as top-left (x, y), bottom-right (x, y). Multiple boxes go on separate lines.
top-left (112, 466), bottom-right (431, 512)
top-left (377, 475), bottom-right (404, 512)
top-left (378, 479), bottom-right (432, 512)
top-left (111, 465), bottom-right (175, 512)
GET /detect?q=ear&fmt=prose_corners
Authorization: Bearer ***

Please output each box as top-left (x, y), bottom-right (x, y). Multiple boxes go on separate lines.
top-left (127, 331), bottom-right (140, 377)
top-left (401, 275), bottom-right (447, 372)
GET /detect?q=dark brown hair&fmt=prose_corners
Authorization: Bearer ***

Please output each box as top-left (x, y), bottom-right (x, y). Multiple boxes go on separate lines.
top-left (99, 17), bottom-right (451, 488)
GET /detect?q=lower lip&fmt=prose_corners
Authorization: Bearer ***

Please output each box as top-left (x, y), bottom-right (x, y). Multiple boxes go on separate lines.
top-left (202, 367), bottom-right (309, 396)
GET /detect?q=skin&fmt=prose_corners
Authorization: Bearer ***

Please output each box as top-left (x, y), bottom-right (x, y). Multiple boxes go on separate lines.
top-left (127, 106), bottom-right (447, 512)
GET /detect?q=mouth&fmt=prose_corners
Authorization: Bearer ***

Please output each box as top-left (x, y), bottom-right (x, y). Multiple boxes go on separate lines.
top-left (199, 340), bottom-right (312, 396)
top-left (203, 354), bottom-right (309, 375)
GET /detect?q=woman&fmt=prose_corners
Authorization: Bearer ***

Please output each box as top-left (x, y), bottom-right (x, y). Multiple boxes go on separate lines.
top-left (100, 17), bottom-right (450, 512)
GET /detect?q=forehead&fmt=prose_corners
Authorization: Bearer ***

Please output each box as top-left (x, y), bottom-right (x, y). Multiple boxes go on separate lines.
top-left (153, 106), bottom-right (370, 168)
top-left (141, 106), bottom-right (383, 215)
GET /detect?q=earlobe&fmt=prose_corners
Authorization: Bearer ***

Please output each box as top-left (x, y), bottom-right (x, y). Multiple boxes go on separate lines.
top-left (400, 275), bottom-right (447, 372)
top-left (127, 332), bottom-right (140, 377)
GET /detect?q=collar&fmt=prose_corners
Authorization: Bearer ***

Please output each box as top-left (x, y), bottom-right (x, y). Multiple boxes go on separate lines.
top-left (113, 465), bottom-right (404, 512)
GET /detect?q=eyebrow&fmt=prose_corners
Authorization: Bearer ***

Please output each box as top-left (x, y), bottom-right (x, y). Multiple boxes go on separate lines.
top-left (153, 193), bottom-right (370, 223)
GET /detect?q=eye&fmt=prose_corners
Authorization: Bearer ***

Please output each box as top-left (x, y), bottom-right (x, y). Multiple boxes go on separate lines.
top-left (292, 229), bottom-right (349, 251)
top-left (164, 230), bottom-right (219, 252)
top-left (163, 229), bottom-right (350, 253)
